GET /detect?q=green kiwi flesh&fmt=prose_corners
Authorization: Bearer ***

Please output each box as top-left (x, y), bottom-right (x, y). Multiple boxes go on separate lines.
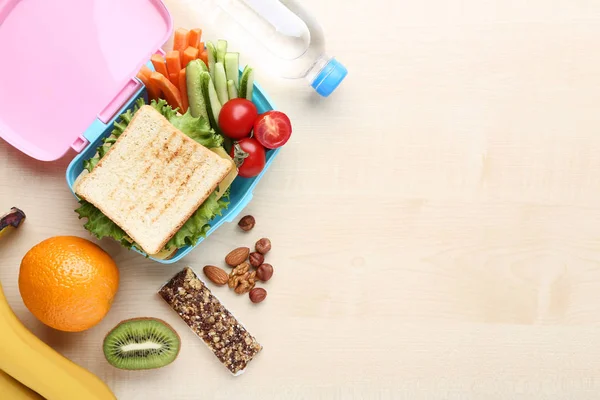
top-left (103, 318), bottom-right (181, 370)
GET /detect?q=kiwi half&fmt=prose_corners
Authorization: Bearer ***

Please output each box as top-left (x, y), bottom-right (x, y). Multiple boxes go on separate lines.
top-left (103, 318), bottom-right (181, 370)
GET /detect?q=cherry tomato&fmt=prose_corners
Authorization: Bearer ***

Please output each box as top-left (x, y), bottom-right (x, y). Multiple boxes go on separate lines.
top-left (253, 111), bottom-right (292, 149)
top-left (218, 99), bottom-right (258, 140)
top-left (230, 137), bottom-right (266, 178)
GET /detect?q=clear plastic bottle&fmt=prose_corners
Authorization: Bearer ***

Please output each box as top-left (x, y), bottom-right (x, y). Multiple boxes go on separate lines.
top-left (171, 0), bottom-right (348, 97)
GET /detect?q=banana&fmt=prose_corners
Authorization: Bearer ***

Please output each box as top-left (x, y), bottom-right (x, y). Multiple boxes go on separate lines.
top-left (0, 207), bottom-right (26, 240)
top-left (0, 283), bottom-right (116, 400)
top-left (0, 370), bottom-right (44, 400)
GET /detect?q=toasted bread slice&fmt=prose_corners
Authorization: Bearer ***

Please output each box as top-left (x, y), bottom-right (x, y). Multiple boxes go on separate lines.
top-left (75, 105), bottom-right (232, 255)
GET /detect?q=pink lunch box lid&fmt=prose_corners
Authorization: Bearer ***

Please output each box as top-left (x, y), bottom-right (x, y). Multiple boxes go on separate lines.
top-left (0, 0), bottom-right (173, 161)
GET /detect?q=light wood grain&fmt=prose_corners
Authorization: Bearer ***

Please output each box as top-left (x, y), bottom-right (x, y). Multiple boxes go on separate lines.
top-left (3, 0), bottom-right (600, 398)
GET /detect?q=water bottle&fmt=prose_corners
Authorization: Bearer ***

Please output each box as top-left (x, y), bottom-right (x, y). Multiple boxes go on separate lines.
top-left (167, 0), bottom-right (348, 97)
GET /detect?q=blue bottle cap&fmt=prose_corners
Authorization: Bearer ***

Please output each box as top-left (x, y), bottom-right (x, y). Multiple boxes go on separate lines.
top-left (311, 58), bottom-right (348, 97)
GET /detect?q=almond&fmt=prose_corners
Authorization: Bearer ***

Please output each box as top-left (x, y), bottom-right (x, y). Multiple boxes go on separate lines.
top-left (203, 265), bottom-right (228, 286)
top-left (225, 247), bottom-right (250, 267)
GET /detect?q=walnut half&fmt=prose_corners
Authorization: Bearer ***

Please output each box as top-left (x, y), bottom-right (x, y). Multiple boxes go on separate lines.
top-left (228, 262), bottom-right (256, 294)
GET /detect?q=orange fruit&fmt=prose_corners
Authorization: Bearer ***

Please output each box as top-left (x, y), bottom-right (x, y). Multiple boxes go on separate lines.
top-left (19, 236), bottom-right (119, 332)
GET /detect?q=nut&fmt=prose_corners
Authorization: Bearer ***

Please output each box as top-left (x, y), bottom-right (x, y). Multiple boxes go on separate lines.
top-left (228, 262), bottom-right (250, 288)
top-left (203, 265), bottom-right (229, 286)
top-left (238, 215), bottom-right (255, 231)
top-left (256, 263), bottom-right (273, 282)
top-left (255, 238), bottom-right (271, 255)
top-left (228, 262), bottom-right (256, 294)
top-left (249, 288), bottom-right (267, 303)
top-left (249, 252), bottom-right (264, 268)
top-left (225, 247), bottom-right (250, 267)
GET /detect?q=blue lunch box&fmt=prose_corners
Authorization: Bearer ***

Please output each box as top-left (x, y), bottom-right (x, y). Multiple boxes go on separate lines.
top-left (65, 62), bottom-right (280, 264)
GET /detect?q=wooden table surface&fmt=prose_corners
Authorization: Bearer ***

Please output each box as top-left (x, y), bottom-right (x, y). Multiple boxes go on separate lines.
top-left (3, 0), bottom-right (600, 398)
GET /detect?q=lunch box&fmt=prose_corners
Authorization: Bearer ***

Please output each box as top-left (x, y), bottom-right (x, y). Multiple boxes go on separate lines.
top-left (0, 0), bottom-right (280, 264)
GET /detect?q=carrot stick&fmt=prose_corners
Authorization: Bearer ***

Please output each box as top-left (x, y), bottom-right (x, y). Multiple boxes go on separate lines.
top-left (188, 29), bottom-right (202, 49)
top-left (173, 28), bottom-right (189, 62)
top-left (138, 65), bottom-right (153, 78)
top-left (150, 54), bottom-right (168, 78)
top-left (182, 46), bottom-right (199, 68)
top-left (166, 51), bottom-right (181, 76)
top-left (178, 69), bottom-right (189, 114)
top-left (169, 72), bottom-right (180, 89)
top-left (151, 72), bottom-right (184, 111)
top-left (199, 50), bottom-right (209, 68)
top-left (198, 42), bottom-right (205, 51)
top-left (137, 65), bottom-right (161, 101)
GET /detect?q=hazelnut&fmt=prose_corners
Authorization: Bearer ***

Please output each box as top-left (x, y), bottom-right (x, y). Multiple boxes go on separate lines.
top-left (255, 238), bottom-right (271, 255)
top-left (256, 263), bottom-right (273, 282)
top-left (238, 215), bottom-right (255, 231)
top-left (249, 252), bottom-right (264, 268)
top-left (249, 288), bottom-right (267, 303)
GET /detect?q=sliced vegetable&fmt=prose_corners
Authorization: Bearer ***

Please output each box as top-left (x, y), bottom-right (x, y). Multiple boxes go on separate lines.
top-left (198, 42), bottom-right (205, 51)
top-left (182, 46), bottom-right (199, 68)
top-left (254, 111), bottom-right (292, 149)
top-left (230, 138), bottom-right (266, 178)
top-left (239, 65), bottom-right (254, 100)
top-left (199, 50), bottom-right (209, 68)
top-left (137, 65), bottom-right (161, 101)
top-left (200, 71), bottom-right (222, 130)
top-left (150, 72), bottom-right (183, 111)
top-left (214, 62), bottom-right (229, 105)
top-left (227, 79), bottom-right (238, 99)
top-left (216, 39), bottom-right (227, 64)
top-left (188, 28), bottom-right (202, 49)
top-left (151, 54), bottom-right (168, 78)
top-left (173, 28), bottom-right (189, 62)
top-left (169, 73), bottom-right (180, 89)
top-left (166, 51), bottom-right (181, 76)
top-left (186, 60), bottom-right (208, 120)
top-left (219, 98), bottom-right (257, 140)
top-left (198, 58), bottom-right (209, 72)
top-left (224, 52), bottom-right (239, 88)
top-left (206, 42), bottom-right (217, 79)
top-left (178, 69), bottom-right (189, 113)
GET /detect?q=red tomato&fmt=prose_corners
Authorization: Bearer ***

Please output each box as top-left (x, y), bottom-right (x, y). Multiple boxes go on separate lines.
top-left (253, 111), bottom-right (292, 149)
top-left (218, 99), bottom-right (258, 140)
top-left (230, 137), bottom-right (266, 178)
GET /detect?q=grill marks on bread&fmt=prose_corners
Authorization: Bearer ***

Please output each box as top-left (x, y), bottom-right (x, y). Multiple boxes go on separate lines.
top-left (74, 106), bottom-right (233, 255)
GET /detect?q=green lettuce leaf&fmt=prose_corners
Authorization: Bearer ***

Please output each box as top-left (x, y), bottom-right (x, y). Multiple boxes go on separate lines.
top-left (147, 98), bottom-right (223, 148)
top-left (164, 191), bottom-right (229, 250)
top-left (74, 200), bottom-right (133, 248)
top-left (169, 111), bottom-right (223, 148)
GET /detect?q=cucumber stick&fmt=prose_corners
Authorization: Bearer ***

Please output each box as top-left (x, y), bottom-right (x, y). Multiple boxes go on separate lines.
top-left (200, 71), bottom-right (222, 130)
top-left (224, 52), bottom-right (239, 88)
top-left (227, 80), bottom-right (238, 99)
top-left (186, 60), bottom-right (208, 120)
top-left (206, 42), bottom-right (217, 80)
top-left (199, 60), bottom-right (208, 72)
top-left (216, 40), bottom-right (227, 64)
top-left (239, 65), bottom-right (254, 100)
top-left (214, 62), bottom-right (229, 105)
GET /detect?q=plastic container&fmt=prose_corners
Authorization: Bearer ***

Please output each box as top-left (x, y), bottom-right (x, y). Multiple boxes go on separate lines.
top-left (0, 0), bottom-right (280, 264)
top-left (169, 0), bottom-right (347, 97)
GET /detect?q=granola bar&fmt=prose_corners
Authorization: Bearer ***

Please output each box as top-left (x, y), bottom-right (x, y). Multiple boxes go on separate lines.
top-left (158, 267), bottom-right (262, 375)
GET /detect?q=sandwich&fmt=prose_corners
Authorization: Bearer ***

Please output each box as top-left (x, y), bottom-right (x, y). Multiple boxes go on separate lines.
top-left (74, 99), bottom-right (237, 259)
